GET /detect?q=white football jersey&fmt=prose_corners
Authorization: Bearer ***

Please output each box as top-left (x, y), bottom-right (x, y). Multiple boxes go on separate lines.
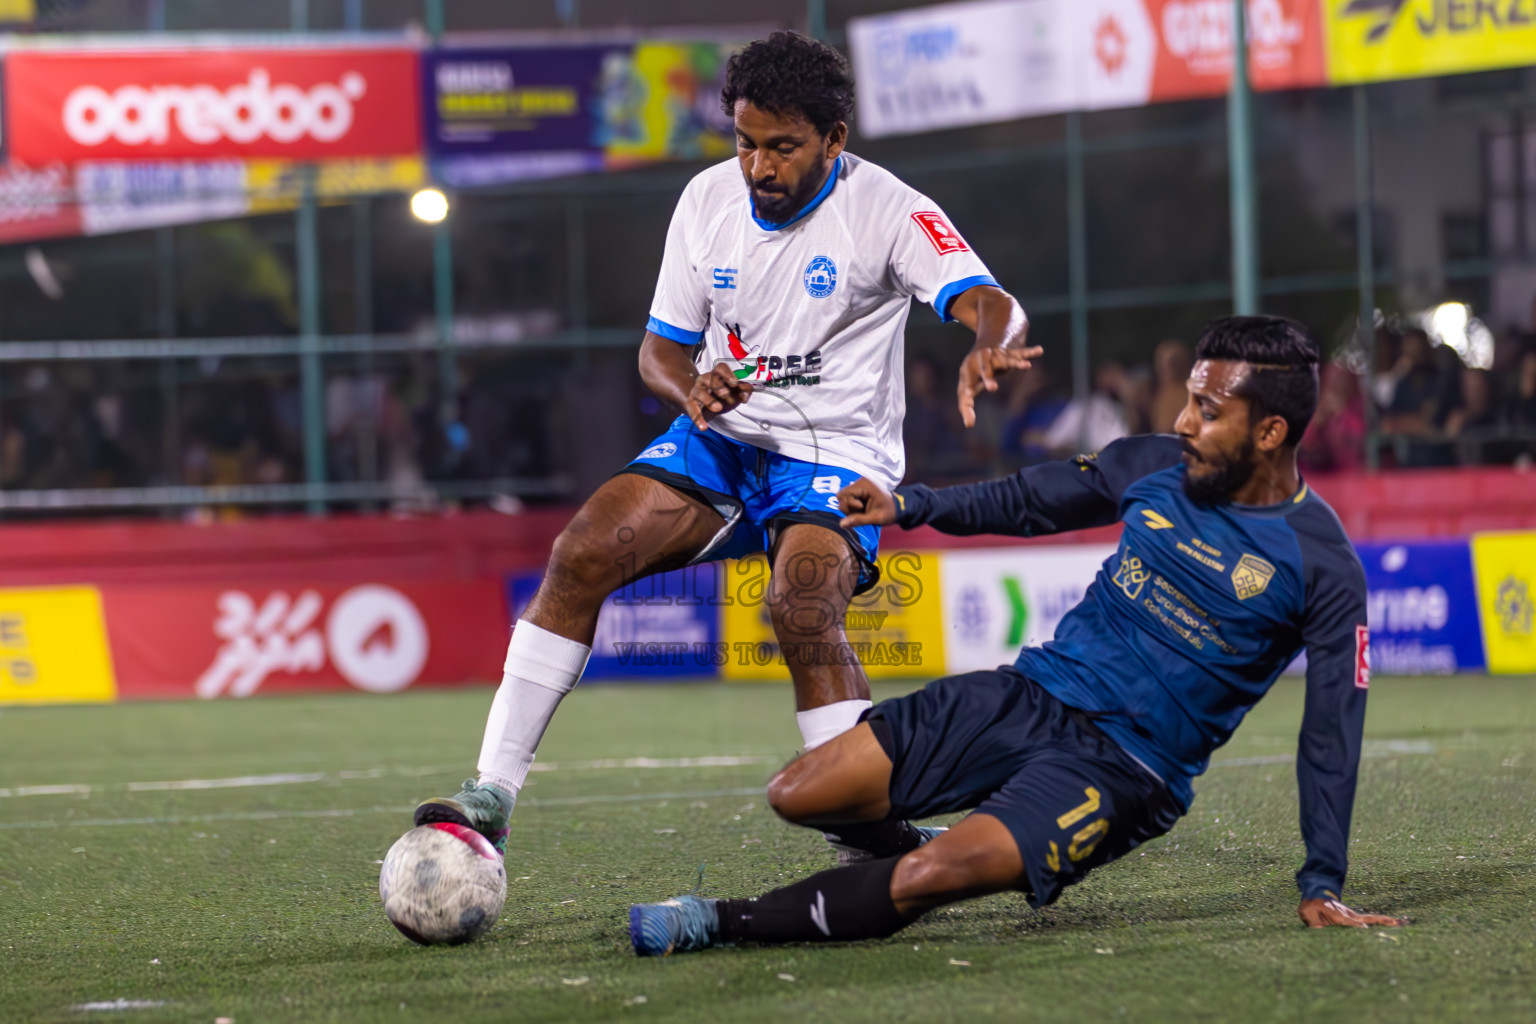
top-left (646, 152), bottom-right (998, 491)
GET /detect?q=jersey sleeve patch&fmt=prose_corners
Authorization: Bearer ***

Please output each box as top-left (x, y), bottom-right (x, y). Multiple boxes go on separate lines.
top-left (912, 211), bottom-right (970, 255)
top-left (1354, 625), bottom-right (1370, 689)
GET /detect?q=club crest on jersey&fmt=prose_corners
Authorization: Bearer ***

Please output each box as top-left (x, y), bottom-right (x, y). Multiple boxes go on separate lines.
top-left (1231, 554), bottom-right (1277, 601)
top-left (803, 255), bottom-right (837, 298)
top-left (638, 442), bottom-right (677, 460)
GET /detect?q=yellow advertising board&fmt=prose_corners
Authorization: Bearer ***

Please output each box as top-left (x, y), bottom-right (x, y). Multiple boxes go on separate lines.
top-left (1470, 533), bottom-right (1536, 675)
top-left (1325, 0), bottom-right (1536, 85)
top-left (0, 587), bottom-right (117, 705)
top-left (246, 156), bottom-right (426, 213)
top-left (720, 551), bottom-right (945, 682)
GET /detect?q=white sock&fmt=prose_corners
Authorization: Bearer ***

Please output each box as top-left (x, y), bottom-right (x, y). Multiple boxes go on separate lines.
top-left (476, 620), bottom-right (591, 806)
top-left (796, 699), bottom-right (873, 750)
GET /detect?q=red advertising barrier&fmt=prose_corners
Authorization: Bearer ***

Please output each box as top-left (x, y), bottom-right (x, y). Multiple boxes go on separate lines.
top-left (102, 579), bottom-right (508, 699)
top-left (1145, 0), bottom-right (1327, 101)
top-left (6, 46), bottom-right (421, 164)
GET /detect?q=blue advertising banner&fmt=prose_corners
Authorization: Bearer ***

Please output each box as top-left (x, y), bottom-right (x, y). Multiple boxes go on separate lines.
top-left (423, 46), bottom-right (622, 186)
top-left (1356, 540), bottom-right (1486, 675)
top-left (422, 43), bottom-right (737, 187)
top-left (507, 564), bottom-right (720, 681)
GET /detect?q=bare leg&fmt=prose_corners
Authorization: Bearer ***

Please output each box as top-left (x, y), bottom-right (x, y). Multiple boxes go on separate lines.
top-left (715, 729), bottom-right (1028, 943)
top-left (523, 472), bottom-right (724, 645)
top-left (471, 473), bottom-right (723, 806)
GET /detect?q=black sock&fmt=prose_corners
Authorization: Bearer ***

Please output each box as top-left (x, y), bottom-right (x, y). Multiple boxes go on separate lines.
top-left (821, 819), bottom-right (928, 858)
top-left (716, 856), bottom-right (913, 944)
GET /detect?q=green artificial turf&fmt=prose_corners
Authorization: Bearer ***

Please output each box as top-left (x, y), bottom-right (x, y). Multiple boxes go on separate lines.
top-left (0, 676), bottom-right (1533, 1023)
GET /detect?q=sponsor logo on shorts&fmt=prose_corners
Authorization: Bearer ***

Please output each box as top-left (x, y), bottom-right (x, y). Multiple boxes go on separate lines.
top-left (1355, 624), bottom-right (1371, 689)
top-left (638, 443), bottom-right (677, 460)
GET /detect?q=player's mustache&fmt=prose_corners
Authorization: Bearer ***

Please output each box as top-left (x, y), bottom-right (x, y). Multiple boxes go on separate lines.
top-left (752, 179), bottom-right (788, 194)
top-left (1180, 441), bottom-right (1202, 462)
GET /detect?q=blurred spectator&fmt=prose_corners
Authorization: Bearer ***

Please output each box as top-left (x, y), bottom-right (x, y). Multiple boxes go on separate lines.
top-left (1380, 328), bottom-right (1458, 467)
top-left (903, 355), bottom-right (970, 482)
top-left (1150, 339), bottom-right (1193, 434)
top-left (1445, 368), bottom-right (1499, 465)
top-left (1379, 328), bottom-right (1442, 434)
top-left (1042, 361), bottom-right (1131, 456)
top-left (1120, 364), bottom-right (1153, 434)
top-left (1299, 364), bottom-right (1366, 474)
top-left (1501, 350), bottom-right (1536, 467)
top-left (998, 365), bottom-right (1068, 466)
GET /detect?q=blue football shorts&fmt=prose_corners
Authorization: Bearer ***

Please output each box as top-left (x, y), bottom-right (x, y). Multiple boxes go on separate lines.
top-left (864, 666), bottom-right (1182, 907)
top-left (616, 415), bottom-right (882, 595)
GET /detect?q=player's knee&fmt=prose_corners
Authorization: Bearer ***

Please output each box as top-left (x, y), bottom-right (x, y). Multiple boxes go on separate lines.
top-left (765, 760), bottom-right (818, 824)
top-left (546, 517), bottom-right (622, 599)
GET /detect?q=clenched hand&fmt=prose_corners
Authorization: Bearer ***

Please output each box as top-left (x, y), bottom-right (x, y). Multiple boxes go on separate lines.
top-left (837, 478), bottom-right (900, 529)
top-left (688, 362), bottom-right (753, 430)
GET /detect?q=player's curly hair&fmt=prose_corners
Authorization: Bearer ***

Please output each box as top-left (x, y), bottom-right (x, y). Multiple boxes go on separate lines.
top-left (1195, 316), bottom-right (1321, 447)
top-left (721, 31), bottom-right (855, 137)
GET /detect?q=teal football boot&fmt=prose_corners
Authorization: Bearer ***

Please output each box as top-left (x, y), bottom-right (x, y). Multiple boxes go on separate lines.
top-left (413, 779), bottom-right (513, 855)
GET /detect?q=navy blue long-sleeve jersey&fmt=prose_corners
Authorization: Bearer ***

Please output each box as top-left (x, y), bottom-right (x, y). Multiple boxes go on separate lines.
top-left (894, 434), bottom-right (1370, 901)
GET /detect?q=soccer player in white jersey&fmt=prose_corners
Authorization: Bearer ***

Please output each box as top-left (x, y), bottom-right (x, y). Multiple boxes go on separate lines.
top-left (415, 32), bottom-right (1037, 860)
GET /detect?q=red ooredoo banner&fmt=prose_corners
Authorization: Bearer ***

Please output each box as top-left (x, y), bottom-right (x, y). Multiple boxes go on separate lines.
top-left (6, 47), bottom-right (421, 164)
top-left (102, 580), bottom-right (507, 699)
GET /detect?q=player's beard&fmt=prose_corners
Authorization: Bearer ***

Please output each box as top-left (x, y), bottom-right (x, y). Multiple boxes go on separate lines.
top-left (1181, 440), bottom-right (1257, 505)
top-left (750, 159), bottom-right (831, 225)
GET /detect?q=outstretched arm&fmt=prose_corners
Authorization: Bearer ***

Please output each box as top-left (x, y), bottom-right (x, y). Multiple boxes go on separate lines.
top-left (1292, 529), bottom-right (1405, 929)
top-left (948, 285), bottom-right (1040, 428)
top-left (840, 434), bottom-right (1182, 537)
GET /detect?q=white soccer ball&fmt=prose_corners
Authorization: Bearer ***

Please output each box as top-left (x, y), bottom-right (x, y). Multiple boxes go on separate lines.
top-left (379, 823), bottom-right (507, 945)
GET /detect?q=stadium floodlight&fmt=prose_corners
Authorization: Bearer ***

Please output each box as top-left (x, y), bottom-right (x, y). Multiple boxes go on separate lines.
top-left (411, 188), bottom-right (449, 223)
top-left (1423, 301), bottom-right (1494, 369)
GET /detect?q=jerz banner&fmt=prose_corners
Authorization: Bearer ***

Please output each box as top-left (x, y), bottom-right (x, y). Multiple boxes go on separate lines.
top-left (1324, 0), bottom-right (1536, 85)
top-left (5, 45), bottom-right (421, 164)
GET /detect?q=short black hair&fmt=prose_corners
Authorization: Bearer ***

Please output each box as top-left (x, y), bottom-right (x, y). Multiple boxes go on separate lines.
top-left (721, 31), bottom-right (855, 137)
top-left (1194, 315), bottom-right (1321, 447)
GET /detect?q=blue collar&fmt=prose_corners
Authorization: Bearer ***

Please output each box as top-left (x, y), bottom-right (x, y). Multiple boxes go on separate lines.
top-left (751, 155), bottom-right (842, 232)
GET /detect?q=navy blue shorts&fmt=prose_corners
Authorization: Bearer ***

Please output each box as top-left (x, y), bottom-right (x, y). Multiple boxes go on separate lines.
top-left (616, 415), bottom-right (881, 595)
top-left (865, 667), bottom-right (1181, 908)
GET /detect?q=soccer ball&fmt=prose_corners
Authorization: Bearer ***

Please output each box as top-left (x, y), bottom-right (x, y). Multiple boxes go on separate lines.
top-left (379, 823), bottom-right (507, 945)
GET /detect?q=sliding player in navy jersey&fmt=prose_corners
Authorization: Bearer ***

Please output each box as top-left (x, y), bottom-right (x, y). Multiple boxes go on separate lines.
top-left (630, 316), bottom-right (1405, 954)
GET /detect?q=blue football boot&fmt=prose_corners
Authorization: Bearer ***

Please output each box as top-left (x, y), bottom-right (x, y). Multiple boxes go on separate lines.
top-left (629, 894), bottom-right (723, 956)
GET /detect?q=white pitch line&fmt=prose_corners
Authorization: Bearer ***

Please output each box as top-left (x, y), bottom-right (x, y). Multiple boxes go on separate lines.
top-left (0, 744), bottom-right (1435, 807)
top-left (126, 772), bottom-right (326, 792)
top-left (0, 787), bottom-right (765, 832)
top-left (0, 755), bottom-right (776, 801)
